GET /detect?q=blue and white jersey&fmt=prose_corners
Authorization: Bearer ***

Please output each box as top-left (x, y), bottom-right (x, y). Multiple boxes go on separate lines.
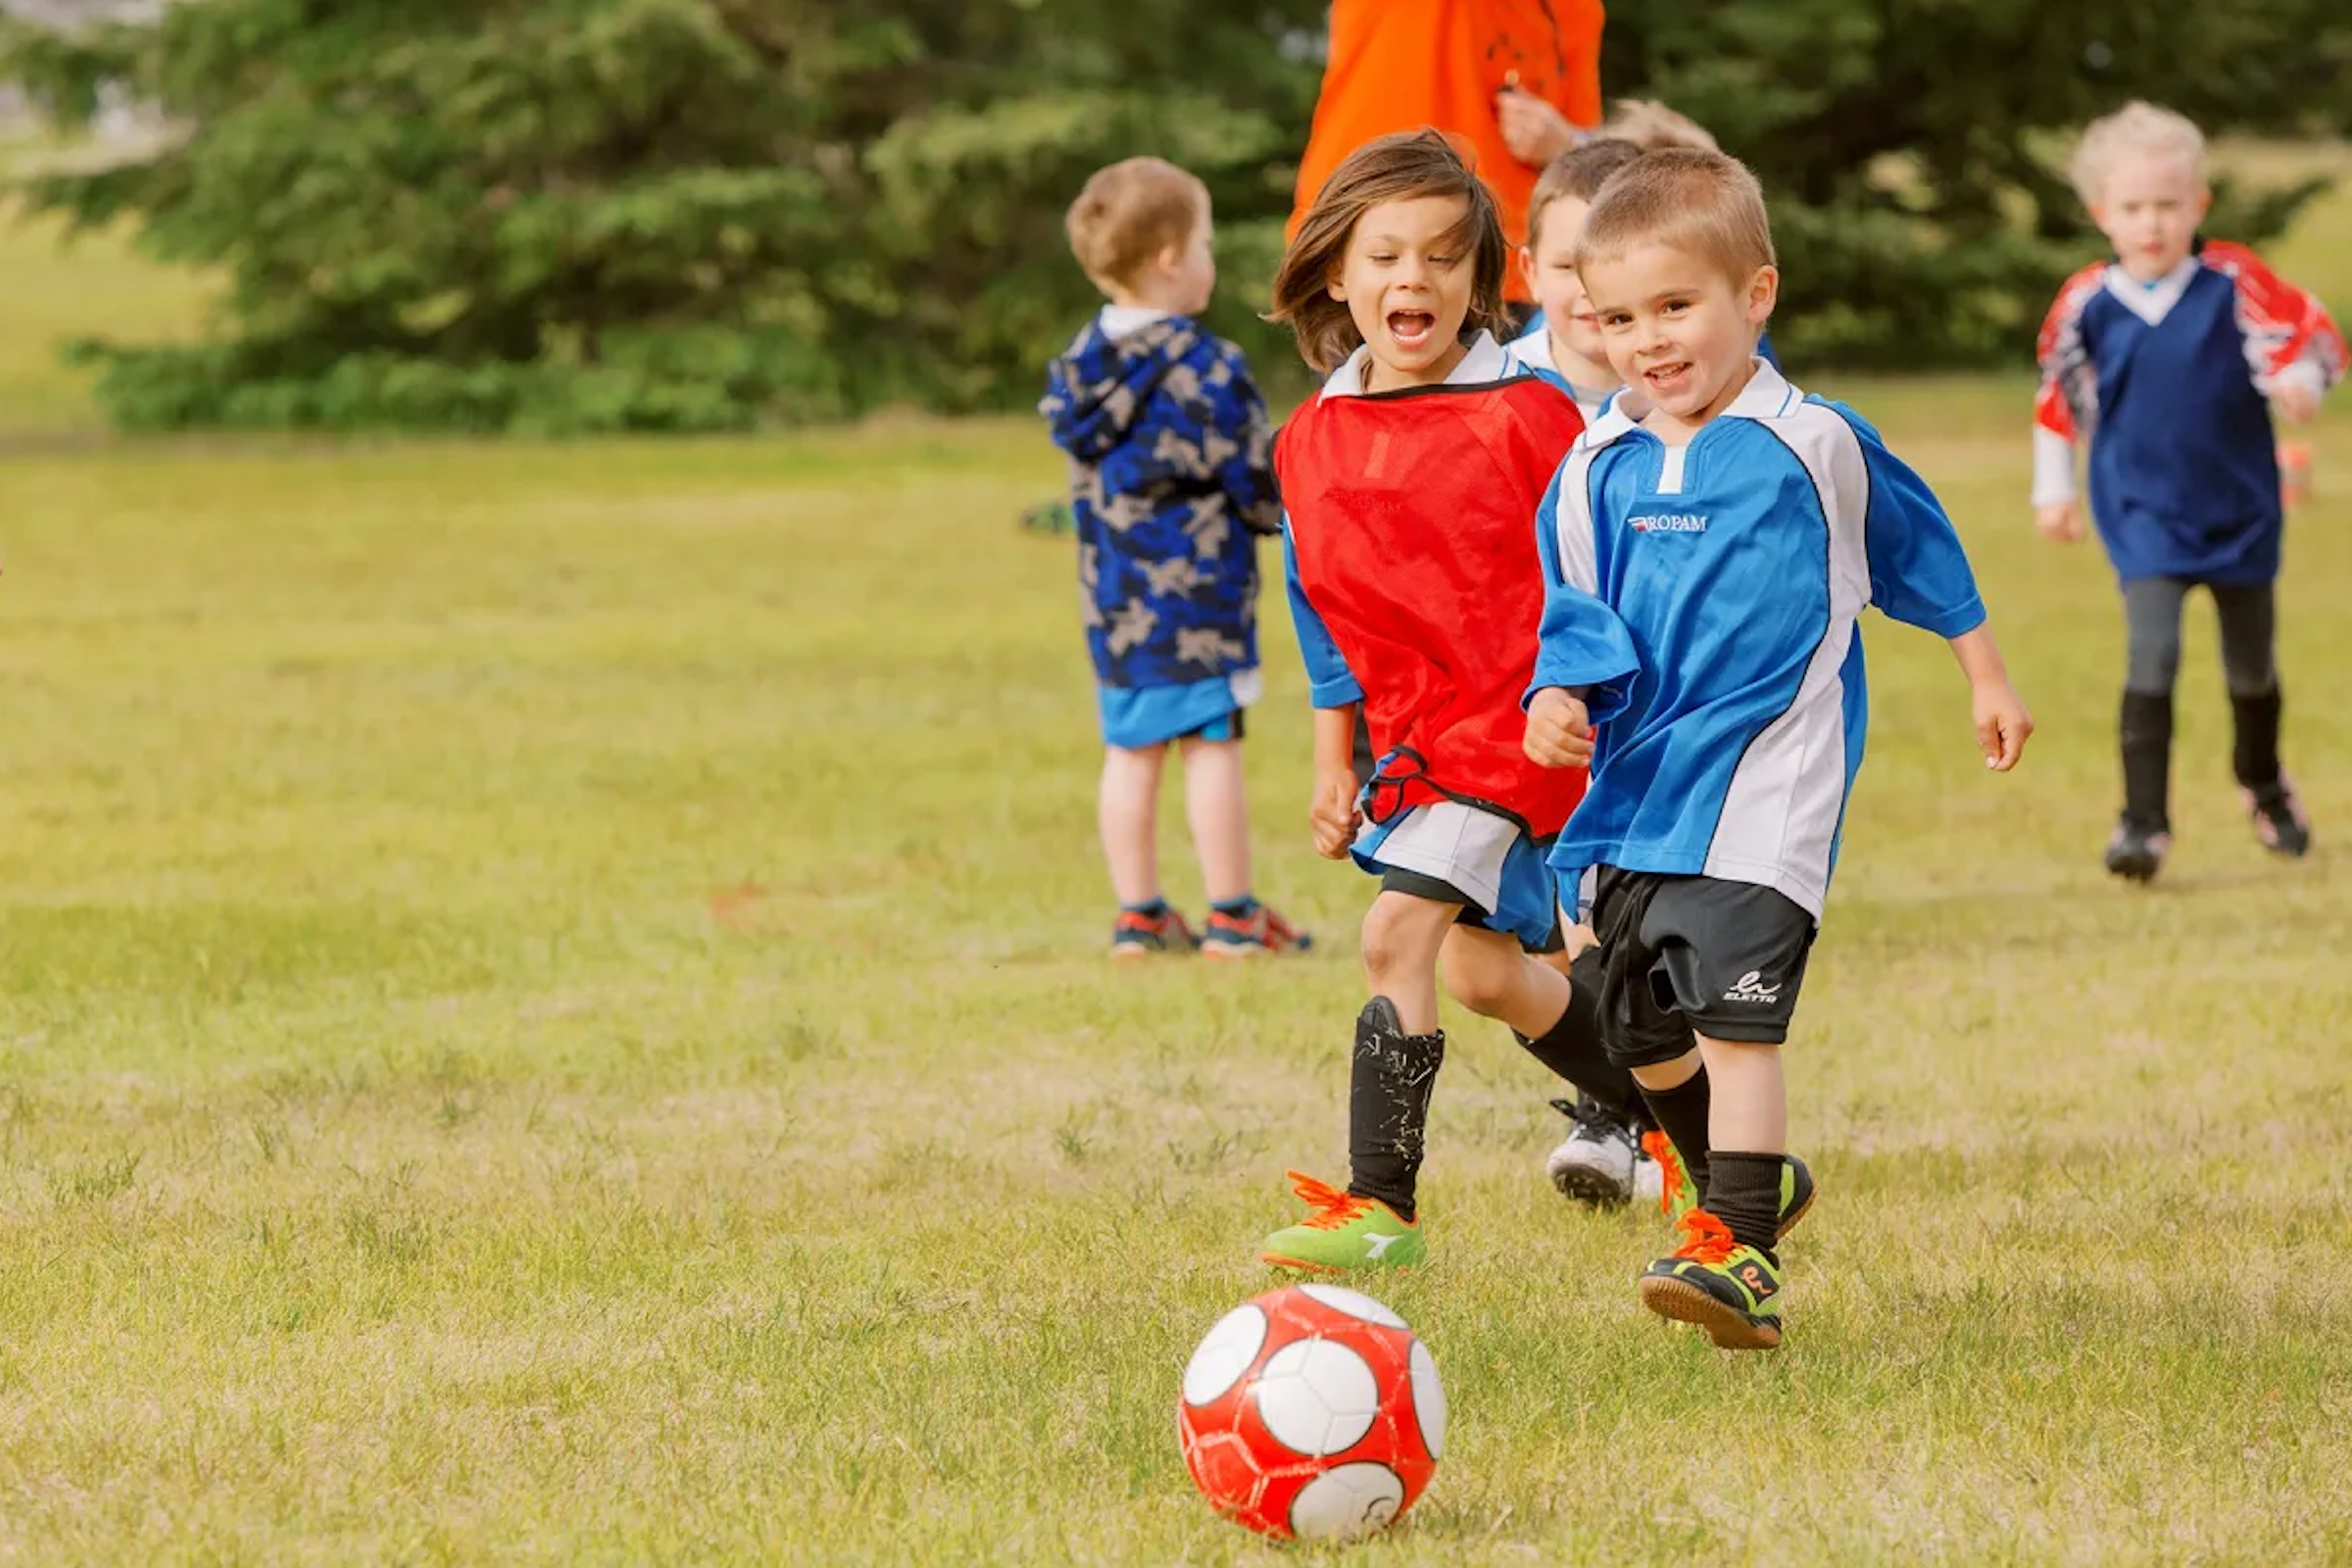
top-left (1530, 363), bottom-right (1986, 919)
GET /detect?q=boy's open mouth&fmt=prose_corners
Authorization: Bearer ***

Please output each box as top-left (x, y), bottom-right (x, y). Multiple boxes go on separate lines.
top-left (1386, 310), bottom-right (1437, 350)
top-left (1644, 360), bottom-right (1693, 394)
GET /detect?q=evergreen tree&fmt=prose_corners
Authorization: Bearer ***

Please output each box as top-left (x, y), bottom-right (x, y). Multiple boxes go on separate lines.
top-left (2, 0), bottom-right (2343, 429)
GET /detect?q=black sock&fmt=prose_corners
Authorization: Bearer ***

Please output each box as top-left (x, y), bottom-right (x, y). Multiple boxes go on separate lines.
top-left (1347, 997), bottom-right (1444, 1223)
top-left (1637, 1070), bottom-right (1712, 1202)
top-left (2230, 688), bottom-right (2283, 793)
top-left (1210, 894), bottom-right (1259, 919)
top-left (2120, 689), bottom-right (2174, 833)
top-left (1708, 1151), bottom-right (1784, 1261)
top-left (1513, 983), bottom-right (1640, 1124)
top-left (1121, 897), bottom-right (1168, 917)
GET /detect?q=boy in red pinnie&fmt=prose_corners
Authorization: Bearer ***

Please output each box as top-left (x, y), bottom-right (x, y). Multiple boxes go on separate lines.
top-left (1256, 130), bottom-right (1647, 1272)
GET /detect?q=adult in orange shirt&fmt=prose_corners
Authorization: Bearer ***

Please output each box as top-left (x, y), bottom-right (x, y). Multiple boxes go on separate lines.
top-left (1287, 0), bottom-right (1605, 305)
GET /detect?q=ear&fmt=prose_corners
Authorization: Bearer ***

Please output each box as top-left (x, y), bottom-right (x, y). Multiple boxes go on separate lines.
top-left (1517, 245), bottom-right (1539, 295)
top-left (1327, 274), bottom-right (1348, 303)
top-left (1746, 266), bottom-right (1781, 326)
top-left (2193, 186), bottom-right (2213, 224)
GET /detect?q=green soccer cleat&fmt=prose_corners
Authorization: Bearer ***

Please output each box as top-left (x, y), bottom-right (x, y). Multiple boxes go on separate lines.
top-left (1258, 1169), bottom-right (1424, 1273)
top-left (1642, 1135), bottom-right (1815, 1243)
top-left (1639, 1209), bottom-right (1785, 1350)
top-left (1777, 1152), bottom-right (1816, 1241)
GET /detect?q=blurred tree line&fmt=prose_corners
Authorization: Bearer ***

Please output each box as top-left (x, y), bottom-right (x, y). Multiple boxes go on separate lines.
top-left (2, 0), bottom-right (2347, 434)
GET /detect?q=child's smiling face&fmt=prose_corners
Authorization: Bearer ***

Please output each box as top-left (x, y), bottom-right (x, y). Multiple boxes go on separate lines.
top-left (1580, 241), bottom-right (1777, 439)
top-left (1522, 196), bottom-right (1606, 368)
top-left (2091, 150), bottom-right (2209, 283)
top-left (1329, 194), bottom-right (1475, 391)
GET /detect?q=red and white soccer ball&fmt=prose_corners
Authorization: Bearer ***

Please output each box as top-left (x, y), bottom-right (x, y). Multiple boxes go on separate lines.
top-left (1176, 1284), bottom-right (1445, 1543)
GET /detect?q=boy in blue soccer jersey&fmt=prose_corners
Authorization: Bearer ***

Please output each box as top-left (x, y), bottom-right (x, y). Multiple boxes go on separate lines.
top-left (1042, 157), bottom-right (1309, 958)
top-left (2032, 102), bottom-right (2345, 883)
top-left (1522, 149), bottom-right (2034, 1350)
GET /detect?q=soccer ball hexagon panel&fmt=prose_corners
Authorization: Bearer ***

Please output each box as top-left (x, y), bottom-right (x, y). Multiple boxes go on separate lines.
top-left (1176, 1284), bottom-right (1441, 1543)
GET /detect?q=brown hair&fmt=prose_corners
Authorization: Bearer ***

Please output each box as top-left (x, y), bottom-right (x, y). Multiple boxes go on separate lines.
top-left (1572, 147), bottom-right (1775, 288)
top-left (1268, 128), bottom-right (1511, 374)
top-left (1525, 136), bottom-right (1645, 254)
top-left (1064, 157), bottom-right (1209, 293)
top-left (1600, 99), bottom-right (1720, 153)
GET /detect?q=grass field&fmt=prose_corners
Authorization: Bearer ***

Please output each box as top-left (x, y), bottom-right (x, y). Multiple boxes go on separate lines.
top-left (4, 155), bottom-right (2352, 1565)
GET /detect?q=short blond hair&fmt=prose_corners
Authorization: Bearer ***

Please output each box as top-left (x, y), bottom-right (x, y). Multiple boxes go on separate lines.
top-left (1572, 147), bottom-right (1774, 288)
top-left (1064, 157), bottom-right (1209, 292)
top-left (1526, 136), bottom-right (1644, 254)
top-left (1599, 99), bottom-right (1720, 154)
top-left (2070, 101), bottom-right (2207, 207)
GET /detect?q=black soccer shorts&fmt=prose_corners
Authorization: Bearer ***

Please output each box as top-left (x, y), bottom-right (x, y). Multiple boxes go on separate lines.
top-left (1590, 867), bottom-right (1818, 1067)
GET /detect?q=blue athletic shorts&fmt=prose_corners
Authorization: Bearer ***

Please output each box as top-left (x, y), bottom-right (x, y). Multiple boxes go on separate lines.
top-left (1098, 668), bottom-right (1262, 750)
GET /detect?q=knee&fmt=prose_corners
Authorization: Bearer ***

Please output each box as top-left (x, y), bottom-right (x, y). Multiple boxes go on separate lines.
top-left (1442, 943), bottom-right (1516, 1017)
top-left (2128, 639), bottom-right (2181, 695)
top-left (1359, 900), bottom-right (1444, 987)
top-left (1358, 906), bottom-right (1412, 987)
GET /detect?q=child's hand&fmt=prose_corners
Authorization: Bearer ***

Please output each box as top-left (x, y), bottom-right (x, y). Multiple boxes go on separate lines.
top-left (1310, 768), bottom-right (1363, 859)
top-left (1523, 688), bottom-right (1593, 769)
top-left (2034, 502), bottom-right (2083, 543)
top-left (2271, 379), bottom-right (2322, 424)
top-left (1973, 679), bottom-right (2034, 772)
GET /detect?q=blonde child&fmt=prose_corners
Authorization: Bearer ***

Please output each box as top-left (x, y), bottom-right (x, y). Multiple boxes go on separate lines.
top-left (1253, 129), bottom-right (1644, 1270)
top-left (2032, 102), bottom-right (2345, 881)
top-left (1525, 149), bottom-right (2032, 1348)
top-left (1040, 158), bottom-right (1310, 957)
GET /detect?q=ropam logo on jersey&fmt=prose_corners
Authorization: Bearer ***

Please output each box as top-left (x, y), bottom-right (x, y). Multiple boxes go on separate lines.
top-left (1631, 513), bottom-right (1708, 533)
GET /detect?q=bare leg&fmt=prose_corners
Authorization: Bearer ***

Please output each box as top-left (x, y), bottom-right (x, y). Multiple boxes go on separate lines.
top-left (1178, 735), bottom-right (1250, 906)
top-left (1359, 891), bottom-right (1463, 1034)
top-left (1695, 1035), bottom-right (1786, 1153)
top-left (1437, 925), bottom-right (1571, 1037)
top-left (1098, 743), bottom-right (1169, 906)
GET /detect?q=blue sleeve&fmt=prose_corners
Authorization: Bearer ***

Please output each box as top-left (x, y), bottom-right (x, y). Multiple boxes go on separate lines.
top-left (1283, 519), bottom-right (1364, 708)
top-left (1835, 403), bottom-right (1987, 638)
top-left (1212, 345), bottom-right (1284, 536)
top-left (1526, 465), bottom-right (1641, 719)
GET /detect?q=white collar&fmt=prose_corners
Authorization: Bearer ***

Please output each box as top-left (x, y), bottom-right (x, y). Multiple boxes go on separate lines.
top-left (1577, 358), bottom-right (1801, 450)
top-left (1319, 330), bottom-right (1517, 399)
top-left (2100, 255), bottom-right (2200, 327)
top-left (1098, 304), bottom-right (1176, 338)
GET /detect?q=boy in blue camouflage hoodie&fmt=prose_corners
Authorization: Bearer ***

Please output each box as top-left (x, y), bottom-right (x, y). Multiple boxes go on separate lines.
top-left (1041, 157), bottom-right (1309, 958)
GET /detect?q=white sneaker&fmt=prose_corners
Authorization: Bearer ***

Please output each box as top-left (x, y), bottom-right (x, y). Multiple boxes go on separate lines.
top-left (1544, 1097), bottom-right (1637, 1208)
top-left (1633, 1152), bottom-right (1663, 1204)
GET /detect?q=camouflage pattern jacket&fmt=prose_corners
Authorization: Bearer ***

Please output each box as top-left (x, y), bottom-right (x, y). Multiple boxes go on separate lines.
top-left (1040, 314), bottom-right (1283, 689)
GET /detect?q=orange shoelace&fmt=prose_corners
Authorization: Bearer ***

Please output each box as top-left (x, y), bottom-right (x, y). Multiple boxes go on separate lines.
top-left (1285, 1169), bottom-right (1372, 1230)
top-left (1667, 1208), bottom-right (1739, 1264)
top-left (1642, 1131), bottom-right (1688, 1217)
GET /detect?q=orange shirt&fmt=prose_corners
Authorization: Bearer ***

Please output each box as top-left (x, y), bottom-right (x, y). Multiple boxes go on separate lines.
top-left (1288, 0), bottom-right (1605, 301)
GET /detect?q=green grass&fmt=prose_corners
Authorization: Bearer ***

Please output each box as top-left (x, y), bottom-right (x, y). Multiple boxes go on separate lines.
top-left (4, 163), bottom-right (2352, 1566)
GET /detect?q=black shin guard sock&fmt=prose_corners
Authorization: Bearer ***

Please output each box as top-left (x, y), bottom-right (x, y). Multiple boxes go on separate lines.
top-left (1347, 997), bottom-right (1444, 1223)
top-left (1636, 1071), bottom-right (1712, 1202)
top-left (1708, 1151), bottom-right (1784, 1261)
top-left (2231, 688), bottom-right (2283, 792)
top-left (1511, 983), bottom-right (1639, 1123)
top-left (2119, 689), bottom-right (2175, 833)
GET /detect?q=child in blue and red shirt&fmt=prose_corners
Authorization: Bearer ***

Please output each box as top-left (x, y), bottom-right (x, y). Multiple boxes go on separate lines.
top-left (1251, 130), bottom-right (1646, 1273)
top-left (2034, 102), bottom-right (2345, 882)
